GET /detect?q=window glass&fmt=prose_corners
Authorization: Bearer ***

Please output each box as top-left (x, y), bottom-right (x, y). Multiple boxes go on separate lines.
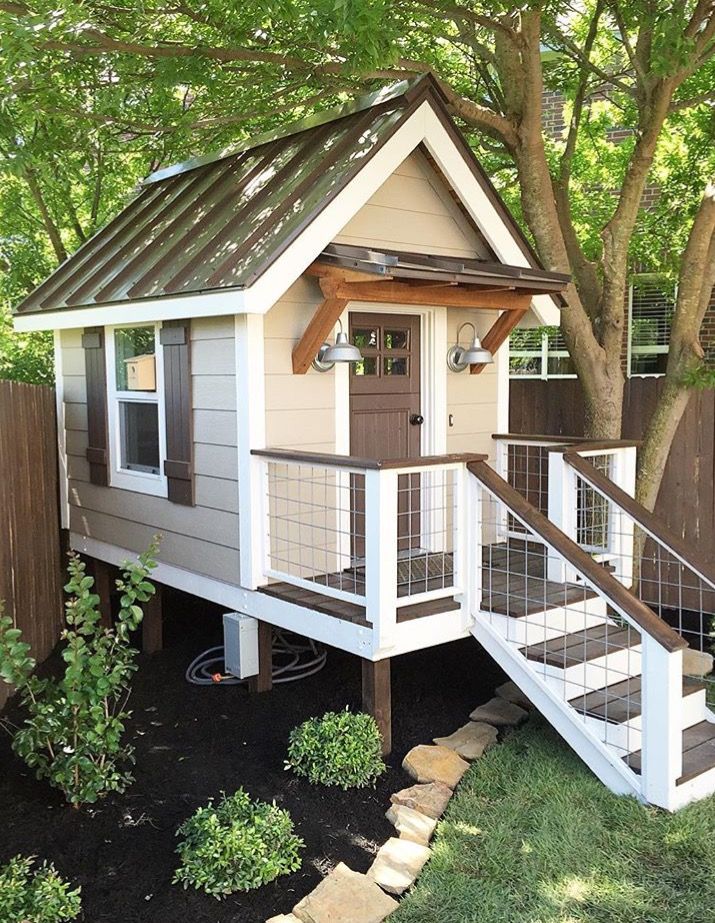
top-left (384, 357), bottom-right (408, 376)
top-left (509, 325), bottom-right (575, 379)
top-left (384, 329), bottom-right (408, 350)
top-left (119, 401), bottom-right (160, 473)
top-left (115, 327), bottom-right (156, 391)
top-left (352, 356), bottom-right (378, 376)
top-left (353, 328), bottom-right (378, 350)
top-left (629, 276), bottom-right (674, 377)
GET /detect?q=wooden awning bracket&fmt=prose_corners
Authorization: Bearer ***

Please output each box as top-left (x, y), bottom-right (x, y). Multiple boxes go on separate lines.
top-left (292, 262), bottom-right (531, 374)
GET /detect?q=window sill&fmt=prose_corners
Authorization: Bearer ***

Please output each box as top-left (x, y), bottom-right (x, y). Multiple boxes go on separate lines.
top-left (109, 468), bottom-right (169, 498)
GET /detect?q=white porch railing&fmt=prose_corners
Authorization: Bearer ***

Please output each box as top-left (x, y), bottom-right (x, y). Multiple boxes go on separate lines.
top-left (251, 449), bottom-right (485, 649)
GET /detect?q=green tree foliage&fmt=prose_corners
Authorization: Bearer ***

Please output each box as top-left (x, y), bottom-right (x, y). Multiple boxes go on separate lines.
top-left (173, 789), bottom-right (304, 898)
top-left (0, 856), bottom-right (81, 923)
top-left (0, 540), bottom-right (158, 805)
top-left (0, 0), bottom-right (714, 498)
top-left (286, 709), bottom-right (386, 788)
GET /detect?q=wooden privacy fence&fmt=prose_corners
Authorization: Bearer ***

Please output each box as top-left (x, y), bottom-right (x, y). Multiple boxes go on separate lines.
top-left (0, 380), bottom-right (63, 710)
top-left (510, 377), bottom-right (715, 609)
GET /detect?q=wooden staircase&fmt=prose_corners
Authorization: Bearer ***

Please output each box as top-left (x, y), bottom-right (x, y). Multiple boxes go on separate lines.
top-left (468, 458), bottom-right (715, 811)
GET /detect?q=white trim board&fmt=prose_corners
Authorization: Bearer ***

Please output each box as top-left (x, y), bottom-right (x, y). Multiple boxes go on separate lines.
top-left (14, 99), bottom-right (557, 334)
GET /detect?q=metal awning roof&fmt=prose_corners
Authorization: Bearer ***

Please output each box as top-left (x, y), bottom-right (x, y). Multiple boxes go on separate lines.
top-left (318, 244), bottom-right (570, 295)
top-left (15, 74), bottom-right (567, 316)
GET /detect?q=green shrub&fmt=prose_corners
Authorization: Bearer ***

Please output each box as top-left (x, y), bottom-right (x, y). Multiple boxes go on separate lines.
top-left (0, 541), bottom-right (158, 806)
top-left (173, 789), bottom-right (304, 898)
top-left (286, 708), bottom-right (386, 789)
top-left (0, 855), bottom-right (81, 923)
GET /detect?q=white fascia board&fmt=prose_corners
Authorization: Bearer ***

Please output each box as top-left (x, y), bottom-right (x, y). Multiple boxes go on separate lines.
top-left (13, 287), bottom-right (248, 332)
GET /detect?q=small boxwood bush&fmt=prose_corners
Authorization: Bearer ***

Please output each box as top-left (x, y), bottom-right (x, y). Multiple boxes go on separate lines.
top-left (173, 789), bottom-right (303, 898)
top-left (0, 855), bottom-right (81, 923)
top-left (286, 709), bottom-right (386, 789)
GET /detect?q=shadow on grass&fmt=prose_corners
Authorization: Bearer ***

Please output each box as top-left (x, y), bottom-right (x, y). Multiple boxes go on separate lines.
top-left (394, 717), bottom-right (715, 923)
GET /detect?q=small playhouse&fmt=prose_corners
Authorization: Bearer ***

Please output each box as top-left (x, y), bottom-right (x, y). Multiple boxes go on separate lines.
top-left (15, 75), bottom-right (715, 810)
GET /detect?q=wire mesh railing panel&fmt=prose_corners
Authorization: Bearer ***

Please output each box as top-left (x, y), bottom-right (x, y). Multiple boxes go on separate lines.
top-left (576, 453), bottom-right (612, 551)
top-left (478, 486), bottom-right (649, 763)
top-left (570, 463), bottom-right (715, 700)
top-left (394, 467), bottom-right (457, 600)
top-left (501, 442), bottom-right (550, 536)
top-left (265, 461), bottom-right (366, 601)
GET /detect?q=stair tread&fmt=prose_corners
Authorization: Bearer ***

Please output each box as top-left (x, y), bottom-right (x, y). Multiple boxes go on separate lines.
top-left (570, 675), bottom-right (705, 724)
top-left (625, 720), bottom-right (715, 785)
top-left (521, 622), bottom-right (640, 668)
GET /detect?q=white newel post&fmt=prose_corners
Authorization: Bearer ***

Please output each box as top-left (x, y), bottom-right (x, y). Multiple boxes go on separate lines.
top-left (609, 446), bottom-right (637, 586)
top-left (547, 449), bottom-right (578, 583)
top-left (466, 469), bottom-right (483, 624)
top-left (452, 464), bottom-right (469, 617)
top-left (494, 439), bottom-right (509, 541)
top-left (641, 636), bottom-right (682, 810)
top-left (365, 467), bottom-right (398, 654)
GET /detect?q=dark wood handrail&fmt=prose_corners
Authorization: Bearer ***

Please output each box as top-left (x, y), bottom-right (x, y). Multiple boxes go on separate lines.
top-left (467, 460), bottom-right (687, 653)
top-left (565, 452), bottom-right (715, 588)
top-left (252, 448), bottom-right (488, 471)
top-left (492, 432), bottom-right (586, 444)
top-left (493, 433), bottom-right (641, 450)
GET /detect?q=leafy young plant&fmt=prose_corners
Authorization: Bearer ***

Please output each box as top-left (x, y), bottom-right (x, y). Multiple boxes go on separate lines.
top-left (0, 855), bottom-right (81, 923)
top-left (286, 709), bottom-right (386, 790)
top-left (173, 789), bottom-right (304, 898)
top-left (0, 540), bottom-right (158, 805)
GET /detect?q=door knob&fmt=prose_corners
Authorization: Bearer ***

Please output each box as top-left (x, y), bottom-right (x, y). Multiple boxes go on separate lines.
top-left (410, 414), bottom-right (424, 426)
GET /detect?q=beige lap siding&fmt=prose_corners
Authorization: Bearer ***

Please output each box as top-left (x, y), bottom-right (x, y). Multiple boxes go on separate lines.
top-left (334, 149), bottom-right (492, 258)
top-left (61, 318), bottom-right (240, 583)
top-left (445, 308), bottom-right (501, 462)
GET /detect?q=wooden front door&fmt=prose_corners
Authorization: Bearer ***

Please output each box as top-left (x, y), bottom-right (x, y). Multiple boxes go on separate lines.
top-left (349, 313), bottom-right (422, 553)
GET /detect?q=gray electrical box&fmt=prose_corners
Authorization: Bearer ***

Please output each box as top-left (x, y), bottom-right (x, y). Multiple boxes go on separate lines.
top-left (222, 612), bottom-right (259, 679)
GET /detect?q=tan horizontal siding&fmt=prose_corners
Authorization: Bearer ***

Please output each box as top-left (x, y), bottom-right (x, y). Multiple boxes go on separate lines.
top-left (60, 318), bottom-right (241, 584)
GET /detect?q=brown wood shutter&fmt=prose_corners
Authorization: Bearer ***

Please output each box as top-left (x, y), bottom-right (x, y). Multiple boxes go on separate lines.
top-left (160, 319), bottom-right (194, 505)
top-left (82, 327), bottom-right (110, 486)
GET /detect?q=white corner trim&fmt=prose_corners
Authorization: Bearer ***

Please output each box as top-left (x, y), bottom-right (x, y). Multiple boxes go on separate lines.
top-left (235, 313), bottom-right (266, 588)
top-left (53, 330), bottom-right (70, 529)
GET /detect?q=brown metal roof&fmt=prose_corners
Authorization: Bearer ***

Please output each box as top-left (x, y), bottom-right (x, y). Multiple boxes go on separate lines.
top-left (319, 244), bottom-right (570, 295)
top-left (15, 75), bottom-right (566, 315)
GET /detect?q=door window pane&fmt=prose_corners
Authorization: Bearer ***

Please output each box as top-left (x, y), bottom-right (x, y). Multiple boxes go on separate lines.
top-left (352, 357), bottom-right (378, 376)
top-left (384, 357), bottom-right (408, 376)
top-left (352, 328), bottom-right (378, 350)
top-left (384, 329), bottom-right (408, 350)
top-left (115, 327), bottom-right (156, 391)
top-left (119, 401), bottom-right (160, 473)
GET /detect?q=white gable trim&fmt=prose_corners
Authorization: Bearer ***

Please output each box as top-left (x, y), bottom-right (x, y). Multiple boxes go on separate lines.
top-left (14, 99), bottom-right (558, 333)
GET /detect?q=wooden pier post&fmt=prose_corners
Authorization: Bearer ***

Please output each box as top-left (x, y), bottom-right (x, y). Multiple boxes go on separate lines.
top-left (248, 620), bottom-right (273, 693)
top-left (362, 658), bottom-right (392, 756)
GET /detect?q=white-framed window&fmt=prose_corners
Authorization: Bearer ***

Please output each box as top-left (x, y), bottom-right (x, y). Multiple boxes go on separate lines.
top-left (105, 323), bottom-right (167, 497)
top-left (509, 326), bottom-right (576, 379)
top-left (628, 274), bottom-right (675, 377)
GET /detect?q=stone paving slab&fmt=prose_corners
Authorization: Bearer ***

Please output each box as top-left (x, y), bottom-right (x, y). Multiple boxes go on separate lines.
top-left (495, 680), bottom-right (533, 710)
top-left (470, 696), bottom-right (528, 727)
top-left (386, 803), bottom-right (437, 845)
top-left (367, 837), bottom-right (431, 896)
top-left (390, 781), bottom-right (453, 819)
top-left (293, 862), bottom-right (398, 923)
top-left (402, 744), bottom-right (469, 789)
top-left (267, 915), bottom-right (301, 922)
top-left (433, 721), bottom-right (498, 760)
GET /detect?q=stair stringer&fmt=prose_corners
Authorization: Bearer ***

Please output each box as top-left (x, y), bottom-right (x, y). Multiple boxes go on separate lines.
top-left (472, 615), bottom-right (645, 802)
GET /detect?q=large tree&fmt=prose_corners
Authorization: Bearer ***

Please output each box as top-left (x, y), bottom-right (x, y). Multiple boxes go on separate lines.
top-left (1, 0), bottom-right (714, 508)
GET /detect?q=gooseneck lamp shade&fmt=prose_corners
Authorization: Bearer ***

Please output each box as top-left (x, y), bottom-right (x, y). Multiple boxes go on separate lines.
top-left (446, 321), bottom-right (493, 372)
top-left (312, 320), bottom-right (363, 372)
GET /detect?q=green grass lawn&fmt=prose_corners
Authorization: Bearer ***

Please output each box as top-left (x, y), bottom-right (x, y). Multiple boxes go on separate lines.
top-left (394, 718), bottom-right (715, 923)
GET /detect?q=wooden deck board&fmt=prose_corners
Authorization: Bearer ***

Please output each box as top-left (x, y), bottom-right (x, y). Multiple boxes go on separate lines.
top-left (570, 675), bottom-right (704, 724)
top-left (626, 720), bottom-right (715, 784)
top-left (521, 623), bottom-right (640, 668)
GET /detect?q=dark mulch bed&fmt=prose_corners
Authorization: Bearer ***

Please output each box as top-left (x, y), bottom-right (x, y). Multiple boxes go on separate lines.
top-left (0, 589), bottom-right (504, 922)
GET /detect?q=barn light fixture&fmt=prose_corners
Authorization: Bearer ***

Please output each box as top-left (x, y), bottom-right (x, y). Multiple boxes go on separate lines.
top-left (312, 319), bottom-right (363, 372)
top-left (446, 321), bottom-right (493, 372)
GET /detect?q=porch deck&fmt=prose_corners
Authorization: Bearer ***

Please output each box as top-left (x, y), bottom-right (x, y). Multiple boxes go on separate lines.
top-left (260, 540), bottom-right (595, 626)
